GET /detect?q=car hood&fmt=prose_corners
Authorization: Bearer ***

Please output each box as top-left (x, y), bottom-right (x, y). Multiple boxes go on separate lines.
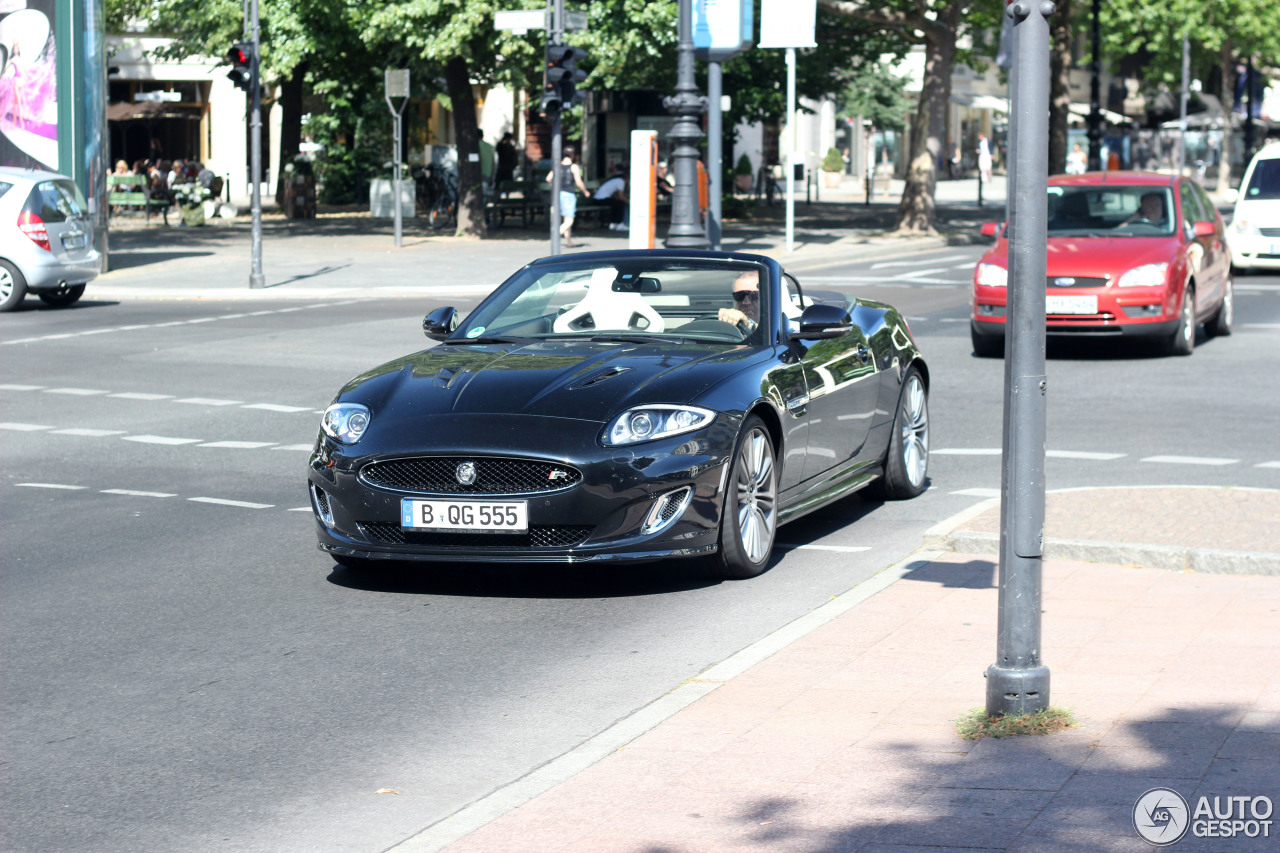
top-left (983, 236), bottom-right (1178, 278)
top-left (336, 339), bottom-right (766, 425)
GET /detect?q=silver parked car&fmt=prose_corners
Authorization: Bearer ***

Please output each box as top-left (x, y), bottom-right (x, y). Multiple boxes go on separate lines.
top-left (0, 167), bottom-right (100, 312)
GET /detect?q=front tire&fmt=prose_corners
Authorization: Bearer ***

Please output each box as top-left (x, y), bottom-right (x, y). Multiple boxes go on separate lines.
top-left (1166, 284), bottom-right (1196, 356)
top-left (428, 197), bottom-right (453, 229)
top-left (0, 259), bottom-right (28, 312)
top-left (872, 366), bottom-right (929, 500)
top-left (704, 415), bottom-right (777, 580)
top-left (38, 283), bottom-right (86, 308)
top-left (971, 325), bottom-right (1004, 358)
top-left (1206, 275), bottom-right (1233, 338)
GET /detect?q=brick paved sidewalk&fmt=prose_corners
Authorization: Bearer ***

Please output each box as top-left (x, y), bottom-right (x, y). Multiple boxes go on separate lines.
top-left (428, 552), bottom-right (1280, 853)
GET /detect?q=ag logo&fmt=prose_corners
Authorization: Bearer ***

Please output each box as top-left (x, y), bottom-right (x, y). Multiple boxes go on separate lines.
top-left (1134, 787), bottom-right (1190, 846)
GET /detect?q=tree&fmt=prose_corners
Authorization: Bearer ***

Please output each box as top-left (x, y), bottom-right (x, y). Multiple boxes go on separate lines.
top-left (819, 0), bottom-right (987, 234)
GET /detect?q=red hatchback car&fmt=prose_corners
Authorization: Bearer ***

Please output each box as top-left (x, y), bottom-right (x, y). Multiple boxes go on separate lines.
top-left (971, 172), bottom-right (1233, 357)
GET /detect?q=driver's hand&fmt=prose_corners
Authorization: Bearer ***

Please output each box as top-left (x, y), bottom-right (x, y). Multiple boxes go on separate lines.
top-left (718, 307), bottom-right (747, 325)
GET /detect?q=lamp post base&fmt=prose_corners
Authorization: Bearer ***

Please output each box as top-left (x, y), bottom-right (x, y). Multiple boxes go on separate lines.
top-left (985, 664), bottom-right (1051, 717)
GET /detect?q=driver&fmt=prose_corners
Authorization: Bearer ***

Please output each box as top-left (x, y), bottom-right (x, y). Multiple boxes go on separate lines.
top-left (1124, 191), bottom-right (1166, 226)
top-left (718, 270), bottom-right (760, 334)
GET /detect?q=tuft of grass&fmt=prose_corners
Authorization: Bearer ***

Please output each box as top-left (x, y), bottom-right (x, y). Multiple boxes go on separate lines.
top-left (956, 706), bottom-right (1079, 741)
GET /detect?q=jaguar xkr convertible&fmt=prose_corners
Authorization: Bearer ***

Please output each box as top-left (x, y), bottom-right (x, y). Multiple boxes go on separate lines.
top-left (309, 250), bottom-right (929, 580)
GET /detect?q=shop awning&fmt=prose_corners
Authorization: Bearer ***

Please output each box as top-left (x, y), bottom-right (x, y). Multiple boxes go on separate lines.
top-left (107, 101), bottom-right (205, 121)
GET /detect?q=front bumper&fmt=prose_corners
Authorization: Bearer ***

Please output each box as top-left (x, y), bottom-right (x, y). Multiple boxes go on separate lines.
top-left (1229, 232), bottom-right (1280, 270)
top-left (308, 413), bottom-right (739, 564)
top-left (972, 283), bottom-right (1179, 337)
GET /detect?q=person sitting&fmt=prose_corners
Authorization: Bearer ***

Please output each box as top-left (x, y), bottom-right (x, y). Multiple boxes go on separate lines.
top-left (717, 270), bottom-right (760, 334)
top-left (1123, 192), bottom-right (1167, 228)
top-left (594, 163), bottom-right (629, 231)
top-left (655, 161), bottom-right (674, 199)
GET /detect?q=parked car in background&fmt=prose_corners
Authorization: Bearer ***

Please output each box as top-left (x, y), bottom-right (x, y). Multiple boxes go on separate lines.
top-left (309, 249), bottom-right (930, 581)
top-left (0, 167), bottom-right (100, 312)
top-left (971, 171), bottom-right (1232, 357)
top-left (1227, 141), bottom-right (1280, 273)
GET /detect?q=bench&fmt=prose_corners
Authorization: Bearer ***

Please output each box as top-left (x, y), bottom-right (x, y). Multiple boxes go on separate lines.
top-left (108, 174), bottom-right (171, 225)
top-left (487, 180), bottom-right (539, 227)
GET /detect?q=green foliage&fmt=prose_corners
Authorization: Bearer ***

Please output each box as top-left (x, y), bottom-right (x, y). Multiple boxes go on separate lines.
top-left (735, 153), bottom-right (753, 176)
top-left (836, 62), bottom-right (915, 130)
top-left (822, 147), bottom-right (843, 172)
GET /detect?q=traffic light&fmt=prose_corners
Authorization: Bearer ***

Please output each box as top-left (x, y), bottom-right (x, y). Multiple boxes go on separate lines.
top-left (540, 44), bottom-right (587, 116)
top-left (226, 42), bottom-right (254, 92)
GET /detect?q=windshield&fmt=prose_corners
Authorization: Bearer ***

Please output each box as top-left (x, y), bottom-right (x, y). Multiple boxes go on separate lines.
top-left (1046, 184), bottom-right (1176, 237)
top-left (456, 258), bottom-right (772, 345)
top-left (1243, 159), bottom-right (1280, 200)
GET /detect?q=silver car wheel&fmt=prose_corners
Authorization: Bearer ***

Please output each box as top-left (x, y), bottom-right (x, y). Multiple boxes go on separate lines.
top-left (0, 266), bottom-right (13, 302)
top-left (900, 374), bottom-right (929, 488)
top-left (734, 429), bottom-right (776, 564)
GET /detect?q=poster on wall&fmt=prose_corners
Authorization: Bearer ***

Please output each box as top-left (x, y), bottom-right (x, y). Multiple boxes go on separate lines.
top-left (0, 0), bottom-right (58, 171)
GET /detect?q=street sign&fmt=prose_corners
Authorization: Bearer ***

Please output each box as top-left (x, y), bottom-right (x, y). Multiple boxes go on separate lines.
top-left (493, 9), bottom-right (587, 33)
top-left (694, 0), bottom-right (753, 62)
top-left (757, 0), bottom-right (815, 49)
top-left (384, 69), bottom-right (409, 99)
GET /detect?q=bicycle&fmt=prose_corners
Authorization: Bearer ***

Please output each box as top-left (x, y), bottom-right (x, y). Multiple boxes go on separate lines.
top-left (413, 164), bottom-right (458, 229)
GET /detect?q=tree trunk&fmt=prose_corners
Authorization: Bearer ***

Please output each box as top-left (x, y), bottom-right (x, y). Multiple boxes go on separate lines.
top-left (1215, 42), bottom-right (1234, 193)
top-left (1048, 0), bottom-right (1073, 175)
top-left (274, 63), bottom-right (306, 208)
top-left (894, 23), bottom-right (956, 234)
top-left (445, 56), bottom-right (487, 238)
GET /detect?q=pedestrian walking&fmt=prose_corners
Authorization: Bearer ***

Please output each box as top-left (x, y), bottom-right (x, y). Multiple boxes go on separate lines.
top-left (546, 145), bottom-right (589, 247)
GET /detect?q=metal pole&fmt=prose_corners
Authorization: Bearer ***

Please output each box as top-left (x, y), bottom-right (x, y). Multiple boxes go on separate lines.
top-left (707, 61), bottom-right (722, 250)
top-left (392, 111), bottom-right (403, 248)
top-left (548, 0), bottom-right (563, 255)
top-left (248, 0), bottom-right (264, 288)
top-left (986, 0), bottom-right (1053, 719)
top-left (785, 47), bottom-right (795, 253)
top-left (1244, 55), bottom-right (1256, 168)
top-left (663, 0), bottom-right (708, 248)
top-left (1179, 34), bottom-right (1189, 174)
top-left (1086, 0), bottom-right (1102, 172)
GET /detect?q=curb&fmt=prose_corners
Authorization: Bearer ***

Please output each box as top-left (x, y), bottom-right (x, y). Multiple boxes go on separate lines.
top-left (384, 549), bottom-right (943, 853)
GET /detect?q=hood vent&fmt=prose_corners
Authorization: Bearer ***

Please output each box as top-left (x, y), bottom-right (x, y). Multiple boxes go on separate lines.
top-left (570, 366), bottom-right (631, 389)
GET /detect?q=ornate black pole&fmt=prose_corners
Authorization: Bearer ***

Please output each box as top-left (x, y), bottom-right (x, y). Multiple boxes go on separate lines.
top-left (663, 0), bottom-right (709, 248)
top-left (1086, 0), bottom-right (1102, 172)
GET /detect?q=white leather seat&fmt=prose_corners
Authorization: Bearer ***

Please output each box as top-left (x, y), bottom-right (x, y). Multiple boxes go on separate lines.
top-left (553, 268), bottom-right (665, 333)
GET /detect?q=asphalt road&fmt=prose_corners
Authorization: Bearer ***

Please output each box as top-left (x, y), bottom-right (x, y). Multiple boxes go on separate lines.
top-left (3, 252), bottom-right (1278, 852)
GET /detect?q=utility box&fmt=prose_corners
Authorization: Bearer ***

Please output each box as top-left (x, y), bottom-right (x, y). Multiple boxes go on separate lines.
top-left (369, 179), bottom-right (416, 218)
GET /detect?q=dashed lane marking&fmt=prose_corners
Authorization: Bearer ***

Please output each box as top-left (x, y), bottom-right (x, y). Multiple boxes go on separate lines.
top-left (3, 384), bottom-right (315, 414)
top-left (175, 397), bottom-right (243, 407)
top-left (16, 483), bottom-right (87, 490)
top-left (932, 448), bottom-right (1002, 455)
top-left (870, 254), bottom-right (973, 269)
top-left (287, 506), bottom-right (312, 512)
top-left (777, 544), bottom-right (873, 554)
top-left (951, 488), bottom-right (1002, 497)
top-left (121, 435), bottom-right (204, 446)
top-left (51, 428), bottom-right (129, 436)
top-left (1141, 455), bottom-right (1239, 466)
top-left (108, 392), bottom-right (174, 400)
top-left (101, 489), bottom-right (177, 498)
top-left (0, 384), bottom-right (44, 391)
top-left (1255, 461), bottom-right (1280, 469)
top-left (242, 403), bottom-right (312, 413)
top-left (43, 387), bottom-right (109, 396)
top-left (273, 444), bottom-right (315, 452)
top-left (0, 422), bottom-right (53, 431)
top-left (187, 497), bottom-right (274, 509)
top-left (196, 441), bottom-right (277, 449)
top-left (1046, 450), bottom-right (1126, 460)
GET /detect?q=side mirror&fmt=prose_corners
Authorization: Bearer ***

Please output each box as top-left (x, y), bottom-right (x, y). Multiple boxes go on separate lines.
top-left (796, 303), bottom-right (852, 340)
top-left (423, 307), bottom-right (459, 341)
top-left (1193, 221), bottom-right (1216, 238)
top-left (981, 222), bottom-right (1003, 238)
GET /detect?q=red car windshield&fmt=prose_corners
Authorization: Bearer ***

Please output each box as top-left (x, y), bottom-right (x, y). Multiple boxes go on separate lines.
top-left (1046, 185), bottom-right (1176, 237)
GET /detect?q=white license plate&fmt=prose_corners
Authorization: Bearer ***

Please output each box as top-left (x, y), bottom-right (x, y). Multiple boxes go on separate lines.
top-left (1046, 294), bottom-right (1097, 315)
top-left (401, 499), bottom-right (528, 533)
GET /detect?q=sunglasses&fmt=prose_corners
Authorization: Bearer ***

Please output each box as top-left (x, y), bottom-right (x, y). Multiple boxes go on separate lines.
top-left (733, 290), bottom-right (760, 303)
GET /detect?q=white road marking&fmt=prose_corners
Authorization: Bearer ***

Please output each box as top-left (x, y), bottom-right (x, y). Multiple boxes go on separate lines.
top-left (43, 387), bottom-right (109, 396)
top-left (953, 263), bottom-right (976, 270)
top-left (870, 254), bottom-right (970, 269)
top-left (1142, 455), bottom-right (1238, 466)
top-left (1242, 323), bottom-right (1280, 329)
top-left (242, 403), bottom-right (312, 413)
top-left (17, 483), bottom-right (86, 490)
top-left (933, 448), bottom-right (1002, 455)
top-left (777, 544), bottom-right (872, 553)
top-left (197, 441), bottom-right (276, 449)
top-left (175, 397), bottom-right (243, 406)
top-left (51, 428), bottom-right (129, 436)
top-left (122, 435), bottom-right (204, 445)
top-left (938, 318), bottom-right (968, 323)
top-left (102, 489), bottom-right (177, 498)
top-left (287, 507), bottom-right (313, 512)
top-left (951, 488), bottom-right (1002, 497)
top-left (0, 422), bottom-right (53, 431)
top-left (1046, 450), bottom-right (1126, 460)
top-left (0, 384), bottom-right (44, 390)
top-left (897, 268), bottom-right (947, 278)
top-left (188, 497), bottom-right (274, 509)
top-left (1255, 461), bottom-right (1280, 469)
top-left (109, 392), bottom-right (174, 400)
top-left (1234, 283), bottom-right (1280, 290)
top-left (272, 444), bottom-right (315, 451)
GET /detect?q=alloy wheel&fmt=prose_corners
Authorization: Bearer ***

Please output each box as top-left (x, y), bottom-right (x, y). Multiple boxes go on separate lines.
top-left (734, 429), bottom-right (776, 564)
top-left (900, 374), bottom-right (929, 488)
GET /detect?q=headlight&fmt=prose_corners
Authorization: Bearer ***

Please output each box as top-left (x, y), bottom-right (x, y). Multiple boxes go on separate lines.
top-left (322, 403), bottom-right (372, 445)
top-left (975, 263), bottom-right (1008, 287)
top-left (603, 405), bottom-right (715, 446)
top-left (1117, 262), bottom-right (1169, 288)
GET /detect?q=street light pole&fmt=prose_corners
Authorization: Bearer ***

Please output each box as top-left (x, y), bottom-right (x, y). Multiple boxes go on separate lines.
top-left (1086, 0), bottom-right (1102, 172)
top-left (663, 0), bottom-right (709, 248)
top-left (986, 0), bottom-right (1053, 720)
top-left (248, 0), bottom-right (264, 288)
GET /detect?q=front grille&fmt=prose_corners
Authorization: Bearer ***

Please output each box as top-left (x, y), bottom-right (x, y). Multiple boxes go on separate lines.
top-left (359, 456), bottom-right (583, 495)
top-left (1258, 227), bottom-right (1280, 237)
top-left (1047, 276), bottom-right (1109, 288)
top-left (1047, 312), bottom-right (1117, 323)
top-left (359, 522), bottom-right (591, 549)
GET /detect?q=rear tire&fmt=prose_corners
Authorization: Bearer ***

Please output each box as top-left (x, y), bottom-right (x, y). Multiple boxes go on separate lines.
top-left (1166, 284), bottom-right (1196, 356)
top-left (871, 366), bottom-right (929, 500)
top-left (1206, 276), bottom-right (1233, 338)
top-left (38, 283), bottom-right (85, 308)
top-left (703, 415), bottom-right (777, 581)
top-left (0, 259), bottom-right (28, 312)
top-left (428, 197), bottom-right (453, 229)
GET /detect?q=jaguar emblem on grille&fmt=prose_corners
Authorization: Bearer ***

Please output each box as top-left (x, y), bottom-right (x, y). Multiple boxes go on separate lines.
top-left (455, 461), bottom-right (477, 485)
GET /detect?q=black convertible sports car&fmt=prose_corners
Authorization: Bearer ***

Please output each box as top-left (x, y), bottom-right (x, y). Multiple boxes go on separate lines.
top-left (309, 249), bottom-right (929, 579)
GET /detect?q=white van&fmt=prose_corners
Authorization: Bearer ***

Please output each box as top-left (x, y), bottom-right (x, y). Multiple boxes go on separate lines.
top-left (1229, 141), bottom-right (1280, 272)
